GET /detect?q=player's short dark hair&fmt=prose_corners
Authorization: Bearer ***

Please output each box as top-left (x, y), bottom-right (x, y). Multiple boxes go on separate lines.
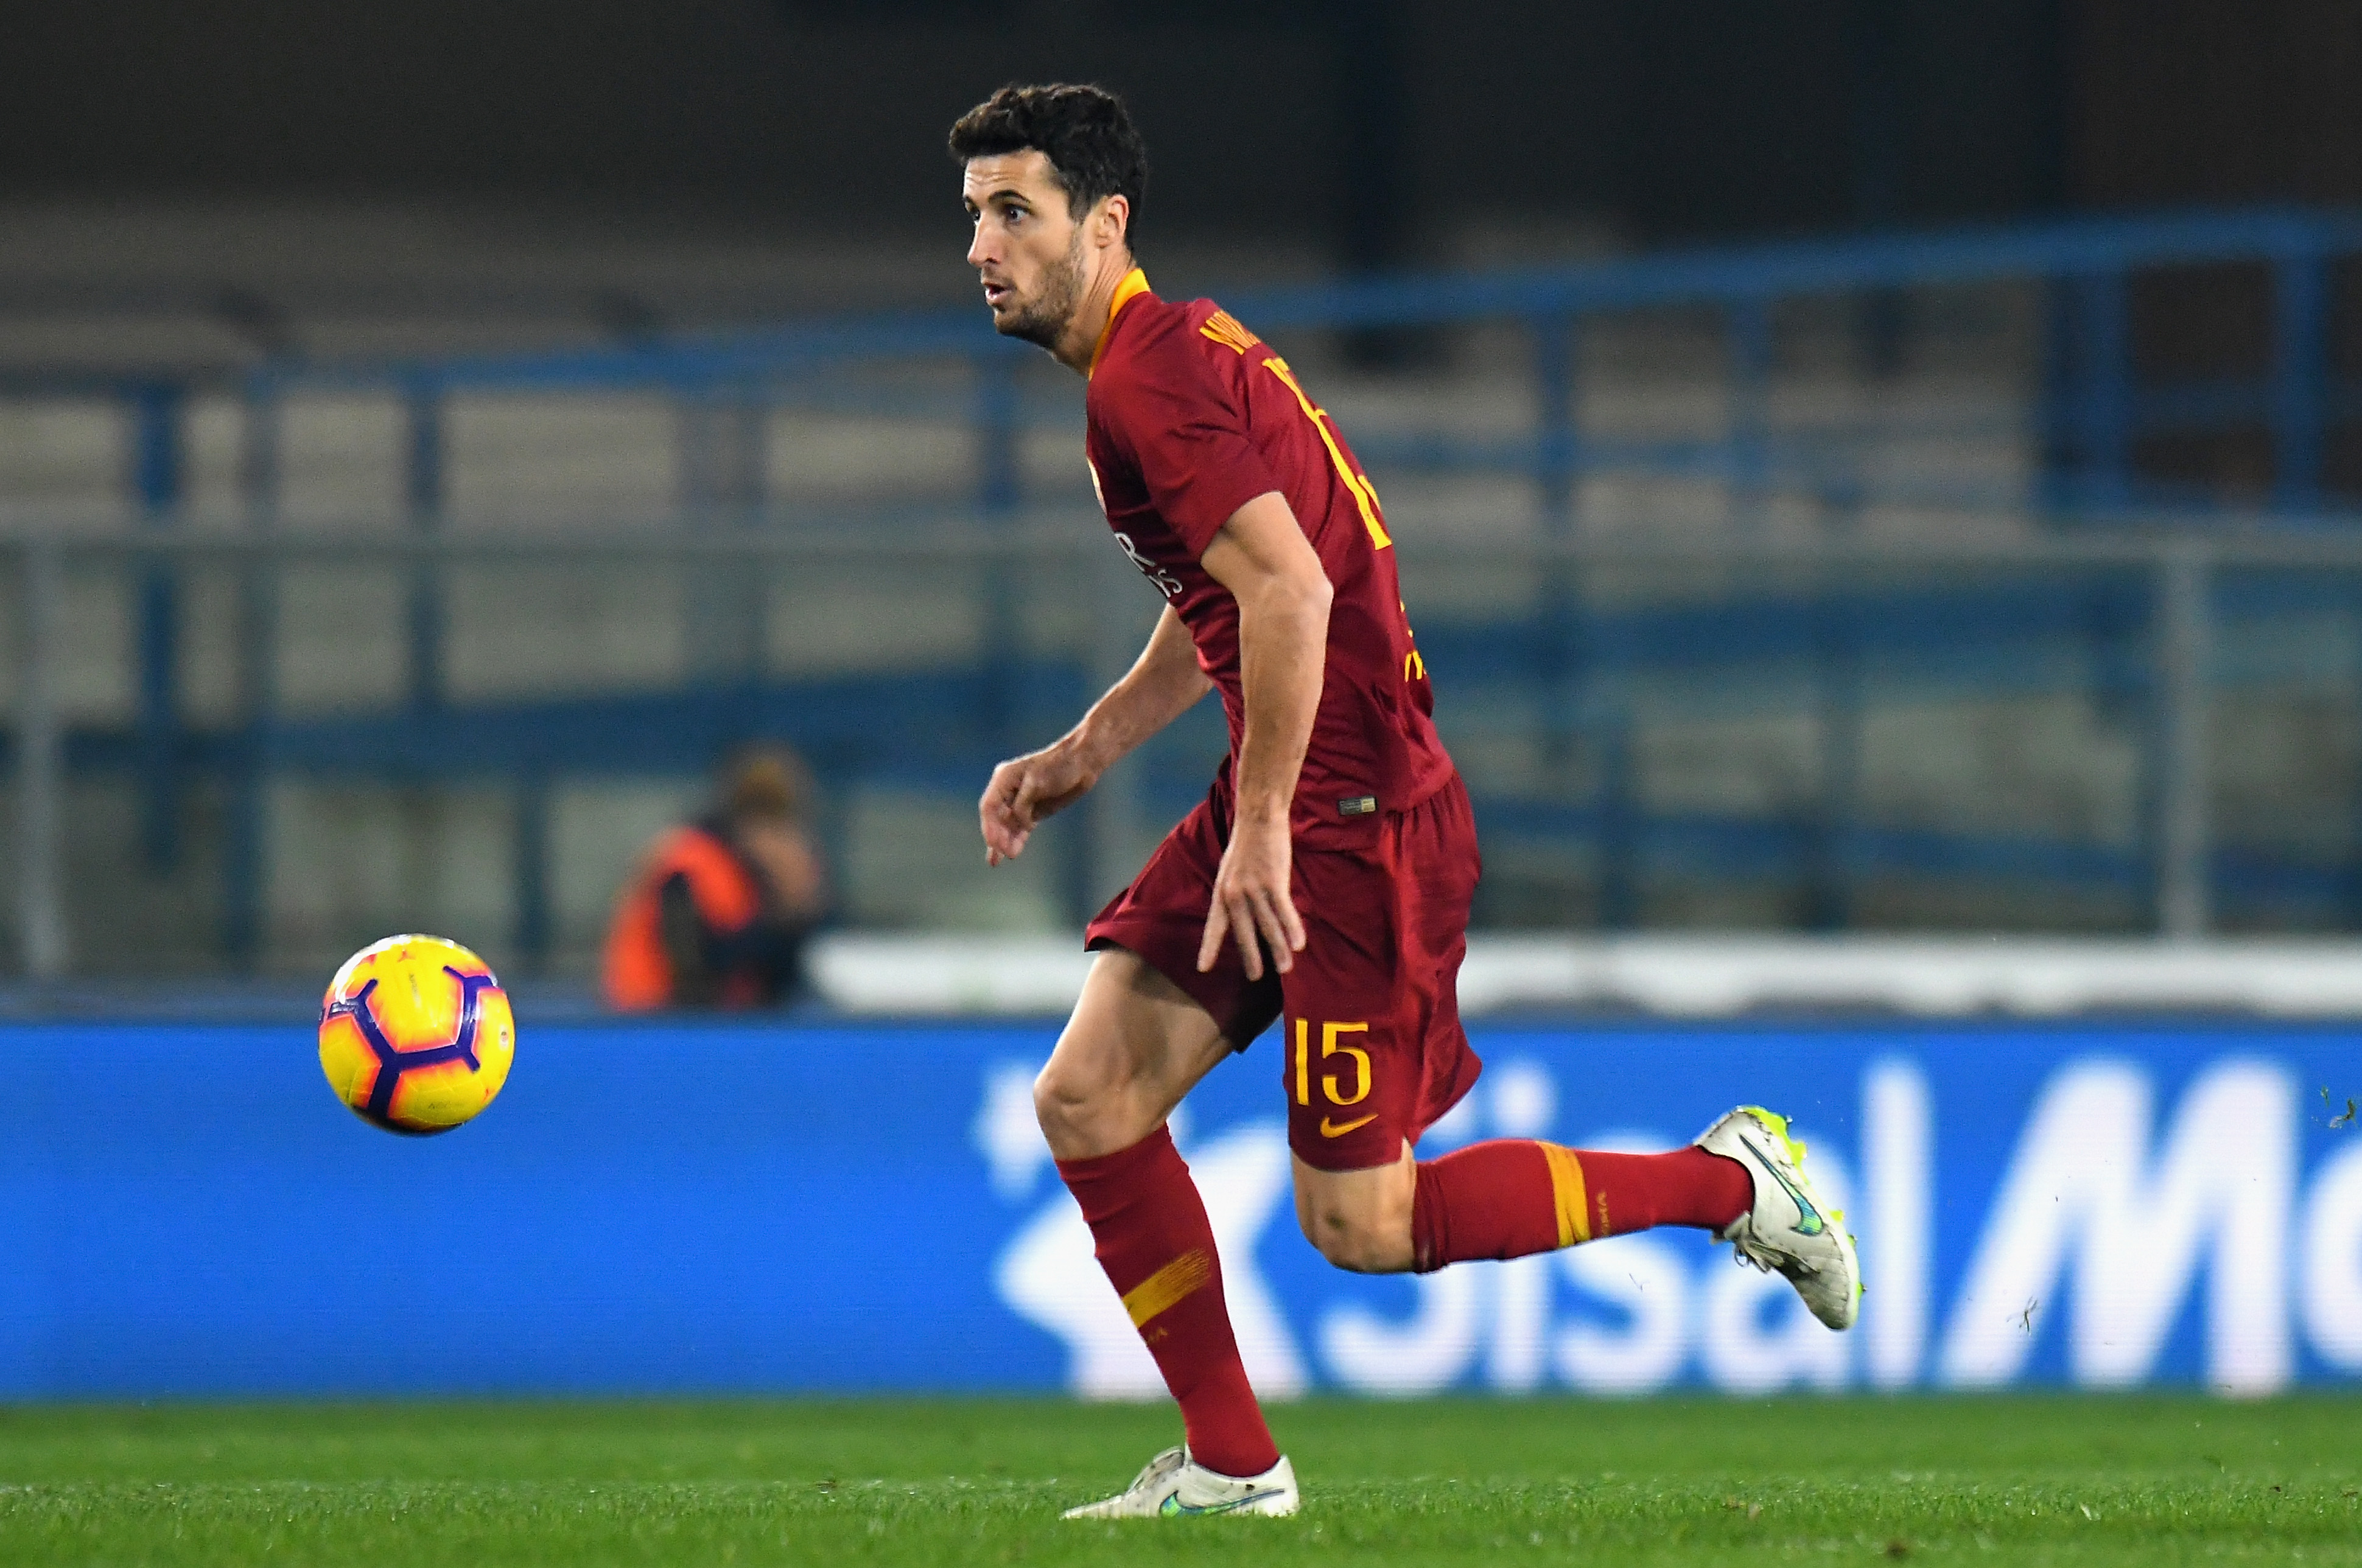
top-left (948, 83), bottom-right (1148, 246)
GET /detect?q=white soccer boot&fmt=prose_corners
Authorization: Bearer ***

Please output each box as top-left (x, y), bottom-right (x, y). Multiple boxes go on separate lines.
top-left (1060, 1445), bottom-right (1299, 1519)
top-left (1695, 1105), bottom-right (1861, 1331)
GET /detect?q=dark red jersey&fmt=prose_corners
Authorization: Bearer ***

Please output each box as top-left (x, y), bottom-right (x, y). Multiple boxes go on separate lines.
top-left (1084, 270), bottom-right (1456, 848)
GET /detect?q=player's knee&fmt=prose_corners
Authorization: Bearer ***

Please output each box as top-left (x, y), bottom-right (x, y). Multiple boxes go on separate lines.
top-left (1032, 1057), bottom-right (1136, 1155)
top-left (1297, 1203), bottom-right (1411, 1275)
top-left (1031, 1061), bottom-right (1097, 1143)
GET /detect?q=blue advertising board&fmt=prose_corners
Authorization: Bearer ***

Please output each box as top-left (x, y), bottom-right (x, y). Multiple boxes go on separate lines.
top-left (4, 1018), bottom-right (2360, 1398)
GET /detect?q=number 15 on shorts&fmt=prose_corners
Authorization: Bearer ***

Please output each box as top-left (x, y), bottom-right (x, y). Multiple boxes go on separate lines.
top-left (1294, 1018), bottom-right (1374, 1138)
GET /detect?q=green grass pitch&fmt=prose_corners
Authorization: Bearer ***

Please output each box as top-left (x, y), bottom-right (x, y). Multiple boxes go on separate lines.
top-left (2, 1395), bottom-right (2357, 1565)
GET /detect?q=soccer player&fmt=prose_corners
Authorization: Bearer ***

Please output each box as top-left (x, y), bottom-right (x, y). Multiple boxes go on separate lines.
top-left (953, 83), bottom-right (1859, 1519)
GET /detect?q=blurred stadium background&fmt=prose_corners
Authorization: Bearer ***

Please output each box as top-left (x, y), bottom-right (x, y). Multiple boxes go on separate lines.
top-left (6, 0), bottom-right (2362, 1419)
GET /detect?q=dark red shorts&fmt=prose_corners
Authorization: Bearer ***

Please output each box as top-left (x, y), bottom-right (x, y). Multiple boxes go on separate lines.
top-left (1084, 771), bottom-right (1484, 1171)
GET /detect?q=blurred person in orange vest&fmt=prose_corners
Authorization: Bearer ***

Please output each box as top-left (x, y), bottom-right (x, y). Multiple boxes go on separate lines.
top-left (603, 746), bottom-right (830, 1010)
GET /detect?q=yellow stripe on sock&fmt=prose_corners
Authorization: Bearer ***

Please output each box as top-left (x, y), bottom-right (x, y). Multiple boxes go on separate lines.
top-left (1122, 1248), bottom-right (1213, 1329)
top-left (1541, 1143), bottom-right (1592, 1247)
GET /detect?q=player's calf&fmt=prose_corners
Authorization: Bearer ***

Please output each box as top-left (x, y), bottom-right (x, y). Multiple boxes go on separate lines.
top-left (1292, 1138), bottom-right (1753, 1280)
top-left (1408, 1139), bottom-right (1752, 1269)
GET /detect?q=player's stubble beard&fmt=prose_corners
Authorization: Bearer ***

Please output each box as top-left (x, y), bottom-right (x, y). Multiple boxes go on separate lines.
top-left (995, 226), bottom-right (1087, 352)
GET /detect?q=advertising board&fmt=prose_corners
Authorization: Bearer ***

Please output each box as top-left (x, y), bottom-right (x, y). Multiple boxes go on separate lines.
top-left (4, 1020), bottom-right (2358, 1397)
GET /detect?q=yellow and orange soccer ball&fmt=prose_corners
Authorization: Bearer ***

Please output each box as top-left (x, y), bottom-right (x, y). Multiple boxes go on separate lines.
top-left (318, 935), bottom-right (515, 1135)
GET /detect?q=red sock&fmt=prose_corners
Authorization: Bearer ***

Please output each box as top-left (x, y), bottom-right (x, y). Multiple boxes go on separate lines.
top-left (1409, 1141), bottom-right (1751, 1272)
top-left (1056, 1127), bottom-right (1280, 1479)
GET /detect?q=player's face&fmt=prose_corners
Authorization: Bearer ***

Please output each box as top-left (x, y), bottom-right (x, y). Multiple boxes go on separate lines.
top-left (962, 151), bottom-right (1087, 350)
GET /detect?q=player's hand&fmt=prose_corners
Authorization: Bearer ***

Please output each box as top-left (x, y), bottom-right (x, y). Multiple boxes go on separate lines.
top-left (979, 743), bottom-right (1097, 866)
top-left (1197, 813), bottom-right (1305, 980)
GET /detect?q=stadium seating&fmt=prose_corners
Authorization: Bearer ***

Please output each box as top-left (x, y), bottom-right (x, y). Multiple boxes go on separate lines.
top-left (4, 206), bottom-right (2360, 975)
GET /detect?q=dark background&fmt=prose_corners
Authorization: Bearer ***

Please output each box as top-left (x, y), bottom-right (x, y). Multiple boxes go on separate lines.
top-left (7, 0), bottom-right (2358, 264)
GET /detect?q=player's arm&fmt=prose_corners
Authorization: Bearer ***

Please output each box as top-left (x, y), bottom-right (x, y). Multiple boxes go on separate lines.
top-left (979, 604), bottom-right (1210, 866)
top-left (1194, 489), bottom-right (1332, 980)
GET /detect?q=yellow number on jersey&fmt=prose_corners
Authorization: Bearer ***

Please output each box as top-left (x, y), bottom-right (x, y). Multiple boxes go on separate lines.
top-left (1261, 357), bottom-right (1393, 551)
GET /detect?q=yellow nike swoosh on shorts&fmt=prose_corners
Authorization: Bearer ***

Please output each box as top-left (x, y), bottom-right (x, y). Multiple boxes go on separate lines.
top-left (1319, 1113), bottom-right (1378, 1138)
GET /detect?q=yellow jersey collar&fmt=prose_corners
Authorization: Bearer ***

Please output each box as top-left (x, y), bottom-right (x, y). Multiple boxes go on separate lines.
top-left (1087, 268), bottom-right (1152, 378)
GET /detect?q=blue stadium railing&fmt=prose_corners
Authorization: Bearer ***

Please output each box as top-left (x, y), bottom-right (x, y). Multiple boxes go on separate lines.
top-left (5, 527), bottom-right (2353, 975)
top-left (205, 208), bottom-right (2362, 740)
top-left (234, 204), bottom-right (2362, 511)
top-left (15, 206), bottom-right (2362, 969)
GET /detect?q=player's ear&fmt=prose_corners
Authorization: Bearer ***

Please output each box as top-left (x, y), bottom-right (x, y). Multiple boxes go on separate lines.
top-left (1095, 193), bottom-right (1131, 254)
